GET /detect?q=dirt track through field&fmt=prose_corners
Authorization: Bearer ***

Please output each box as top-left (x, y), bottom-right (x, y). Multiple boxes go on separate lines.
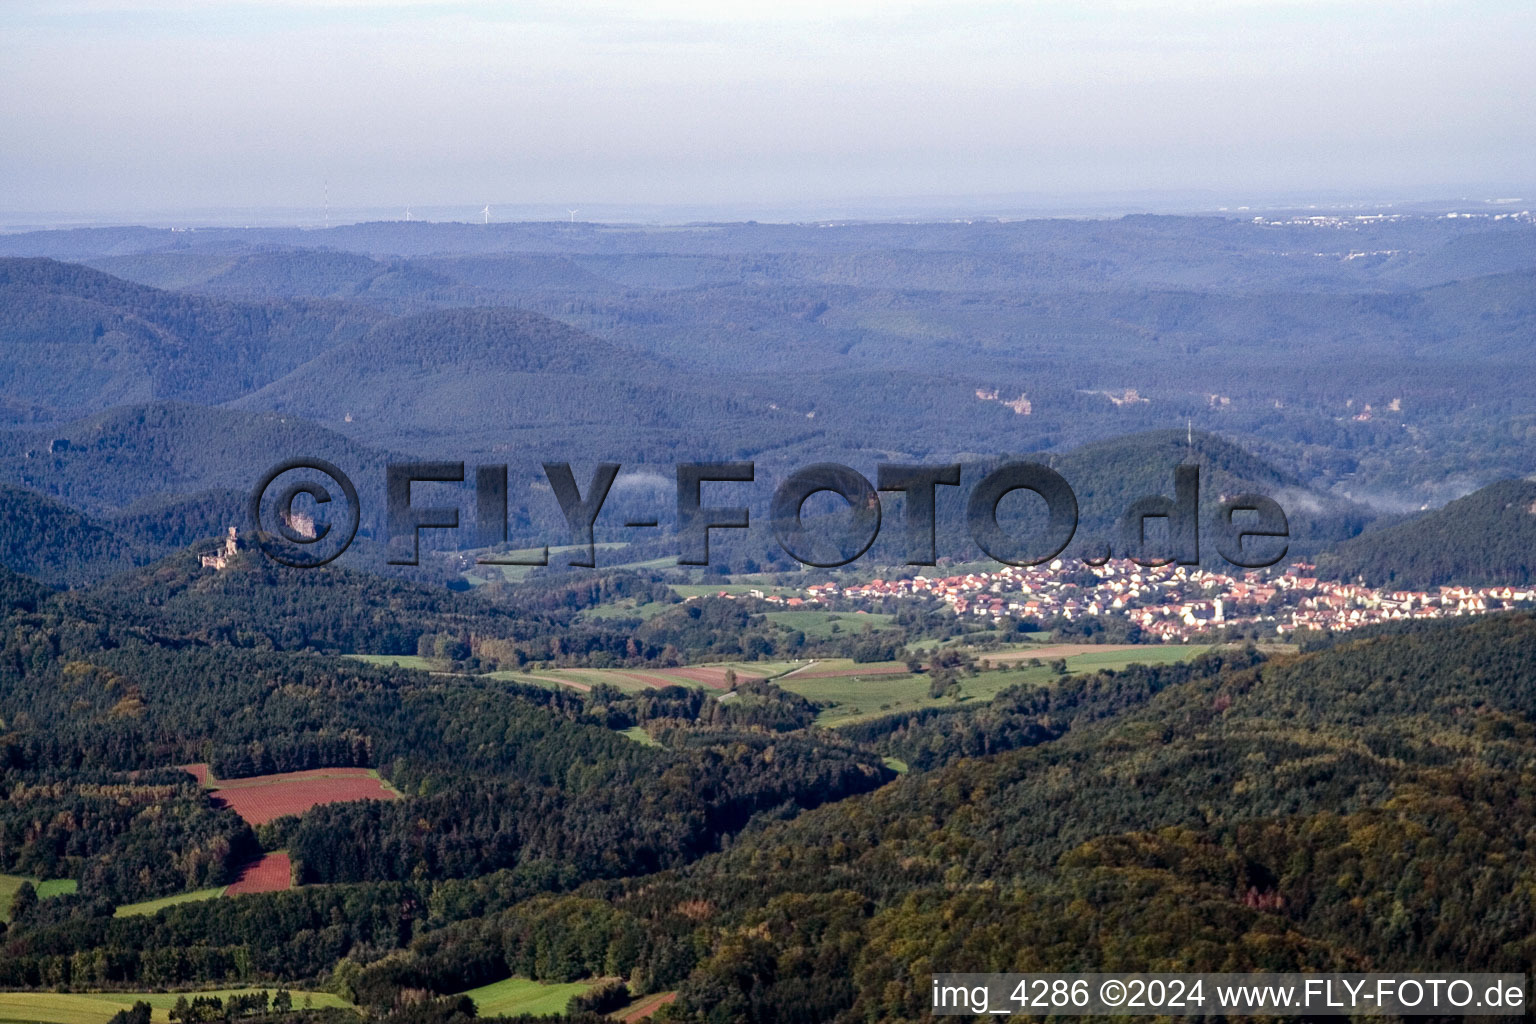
top-left (619, 992), bottom-right (677, 1021)
top-left (617, 670), bottom-right (683, 688)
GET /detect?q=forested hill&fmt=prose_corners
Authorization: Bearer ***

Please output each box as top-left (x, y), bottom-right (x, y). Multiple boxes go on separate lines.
top-left (4, 533), bottom-right (1536, 1020)
top-left (90, 246), bottom-right (621, 309)
top-left (5, 215), bottom-right (1533, 292)
top-left (226, 306), bottom-right (756, 452)
top-left (0, 402), bottom-right (393, 518)
top-left (107, 488), bottom-right (249, 554)
top-left (1316, 477), bottom-right (1536, 587)
top-left (579, 612), bottom-right (1536, 1020)
top-left (1041, 428), bottom-right (1370, 552)
top-left (0, 483), bottom-right (137, 587)
top-left (873, 429), bottom-right (1371, 568)
top-left (0, 423), bottom-right (1374, 586)
top-left (0, 481), bottom-right (254, 588)
top-left (20, 609), bottom-right (1513, 1023)
top-left (6, 224), bottom-right (1536, 514)
top-left (0, 564), bottom-right (52, 614)
top-left (0, 258), bottom-right (382, 420)
top-left (0, 572), bottom-right (889, 921)
top-left (72, 546), bottom-right (563, 654)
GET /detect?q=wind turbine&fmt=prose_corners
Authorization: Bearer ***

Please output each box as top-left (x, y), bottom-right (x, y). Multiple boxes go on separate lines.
top-left (482, 205), bottom-right (490, 224)
top-left (405, 208), bottom-right (413, 222)
top-left (567, 208), bottom-right (579, 223)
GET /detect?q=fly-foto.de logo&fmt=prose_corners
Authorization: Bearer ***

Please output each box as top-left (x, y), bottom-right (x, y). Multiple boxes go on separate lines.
top-left (249, 459), bottom-right (1288, 570)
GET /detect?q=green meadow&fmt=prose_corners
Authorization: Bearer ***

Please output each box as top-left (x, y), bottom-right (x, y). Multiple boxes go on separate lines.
top-left (345, 653), bottom-right (436, 671)
top-left (0, 874), bottom-right (77, 923)
top-left (113, 887), bottom-right (226, 918)
top-left (0, 990), bottom-right (348, 1024)
top-left (762, 609), bottom-right (896, 636)
top-left (458, 977), bottom-right (597, 1017)
top-left (780, 645), bottom-right (1210, 726)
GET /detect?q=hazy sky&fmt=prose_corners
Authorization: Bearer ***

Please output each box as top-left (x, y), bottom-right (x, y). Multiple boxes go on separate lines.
top-left (2, 0), bottom-right (1532, 216)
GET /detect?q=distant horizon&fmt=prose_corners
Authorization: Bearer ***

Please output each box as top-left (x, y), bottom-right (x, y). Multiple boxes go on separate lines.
top-left (3, 186), bottom-right (1531, 233)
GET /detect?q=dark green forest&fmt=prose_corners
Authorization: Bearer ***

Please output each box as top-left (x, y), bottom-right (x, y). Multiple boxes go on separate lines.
top-left (1317, 478), bottom-right (1536, 588)
top-left (7, 564), bottom-right (1536, 1021)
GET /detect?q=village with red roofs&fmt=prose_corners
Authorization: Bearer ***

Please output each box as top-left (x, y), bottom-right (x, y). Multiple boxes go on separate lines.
top-left (715, 561), bottom-right (1534, 642)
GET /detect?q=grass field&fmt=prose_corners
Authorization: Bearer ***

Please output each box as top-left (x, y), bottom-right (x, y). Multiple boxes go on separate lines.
top-left (601, 555), bottom-right (679, 573)
top-left (908, 628), bottom-right (1050, 651)
top-left (777, 667), bottom-right (941, 725)
top-left (0, 874), bottom-right (77, 923)
top-left (581, 599), bottom-right (672, 621)
top-left (780, 645), bottom-right (1210, 726)
top-left (345, 653), bottom-right (436, 671)
top-left (0, 989), bottom-right (349, 1024)
top-left (459, 977), bottom-right (597, 1017)
top-left (670, 583), bottom-right (801, 599)
top-left (513, 661), bottom-right (802, 694)
top-left (711, 660), bottom-right (804, 678)
top-left (113, 887), bottom-right (225, 917)
top-left (777, 658), bottom-right (909, 680)
top-left (501, 647), bottom-right (1205, 722)
top-left (762, 610), bottom-right (896, 637)
top-left (618, 725), bottom-right (659, 746)
top-left (462, 544), bottom-right (629, 586)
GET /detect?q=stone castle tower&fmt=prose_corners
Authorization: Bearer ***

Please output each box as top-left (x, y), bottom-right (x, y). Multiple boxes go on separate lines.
top-left (201, 526), bottom-right (238, 570)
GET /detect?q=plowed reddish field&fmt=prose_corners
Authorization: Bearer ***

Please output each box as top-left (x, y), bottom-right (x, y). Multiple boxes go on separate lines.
top-left (180, 763), bottom-right (213, 786)
top-left (191, 767), bottom-right (399, 825)
top-left (226, 852), bottom-right (292, 894)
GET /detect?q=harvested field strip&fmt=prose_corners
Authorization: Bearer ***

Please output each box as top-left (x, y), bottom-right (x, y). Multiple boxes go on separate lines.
top-left (790, 664), bottom-right (909, 679)
top-left (667, 667), bottom-right (763, 687)
top-left (226, 852), bottom-right (291, 895)
top-left (615, 670), bottom-right (685, 688)
top-left (539, 671), bottom-right (594, 691)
